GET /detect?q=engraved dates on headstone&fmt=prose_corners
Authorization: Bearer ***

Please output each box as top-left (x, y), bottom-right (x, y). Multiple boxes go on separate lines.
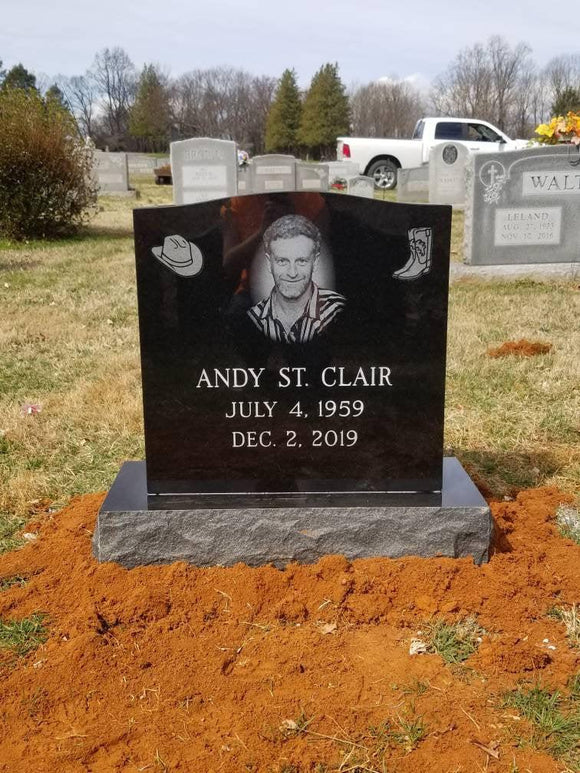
top-left (494, 208), bottom-right (562, 246)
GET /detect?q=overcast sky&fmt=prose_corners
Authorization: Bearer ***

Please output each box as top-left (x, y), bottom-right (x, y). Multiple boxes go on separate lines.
top-left (0, 0), bottom-right (576, 89)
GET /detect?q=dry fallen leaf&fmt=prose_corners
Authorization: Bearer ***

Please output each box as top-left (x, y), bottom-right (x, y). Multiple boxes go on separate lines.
top-left (318, 622), bottom-right (337, 635)
top-left (470, 738), bottom-right (500, 759)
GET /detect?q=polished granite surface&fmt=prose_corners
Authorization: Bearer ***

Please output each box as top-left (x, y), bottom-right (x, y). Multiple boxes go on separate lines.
top-left (133, 193), bottom-right (452, 501)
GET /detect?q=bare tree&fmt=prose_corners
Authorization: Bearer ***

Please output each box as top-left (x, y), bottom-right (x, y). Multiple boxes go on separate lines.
top-left (350, 78), bottom-right (424, 137)
top-left (92, 47), bottom-right (136, 147)
top-left (170, 67), bottom-right (275, 152)
top-left (245, 74), bottom-right (277, 153)
top-left (58, 73), bottom-right (97, 137)
top-left (431, 36), bottom-right (537, 137)
top-left (544, 54), bottom-right (580, 97)
top-left (511, 65), bottom-right (547, 137)
top-left (170, 70), bottom-right (205, 137)
top-left (488, 36), bottom-right (532, 131)
top-left (431, 43), bottom-right (492, 118)
top-left (544, 54), bottom-right (580, 114)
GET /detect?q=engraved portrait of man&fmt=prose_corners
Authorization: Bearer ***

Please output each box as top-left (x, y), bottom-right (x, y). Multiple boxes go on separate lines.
top-left (247, 214), bottom-right (345, 344)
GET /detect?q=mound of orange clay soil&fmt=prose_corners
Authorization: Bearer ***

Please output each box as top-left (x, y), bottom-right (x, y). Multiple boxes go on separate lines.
top-left (487, 339), bottom-right (553, 358)
top-left (1, 486), bottom-right (579, 773)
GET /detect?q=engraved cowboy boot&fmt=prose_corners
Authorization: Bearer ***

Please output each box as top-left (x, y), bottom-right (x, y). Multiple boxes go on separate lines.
top-left (393, 227), bottom-right (433, 280)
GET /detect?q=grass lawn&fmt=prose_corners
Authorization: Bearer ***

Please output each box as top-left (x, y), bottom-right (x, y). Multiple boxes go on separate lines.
top-left (0, 179), bottom-right (578, 537)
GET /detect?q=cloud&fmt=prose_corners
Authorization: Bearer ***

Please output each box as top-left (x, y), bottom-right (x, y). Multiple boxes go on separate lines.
top-left (376, 73), bottom-right (431, 95)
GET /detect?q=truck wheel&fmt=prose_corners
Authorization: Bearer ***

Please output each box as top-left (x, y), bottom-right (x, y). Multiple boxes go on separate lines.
top-left (367, 159), bottom-right (398, 190)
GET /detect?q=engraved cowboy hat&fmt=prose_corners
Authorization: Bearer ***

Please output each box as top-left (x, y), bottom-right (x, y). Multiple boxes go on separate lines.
top-left (151, 234), bottom-right (203, 277)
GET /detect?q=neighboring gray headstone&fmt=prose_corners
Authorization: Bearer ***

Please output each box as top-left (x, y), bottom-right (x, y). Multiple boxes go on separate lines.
top-left (466, 145), bottom-right (580, 265)
top-left (93, 151), bottom-right (130, 194)
top-left (397, 166), bottom-right (429, 203)
top-left (171, 138), bottom-right (237, 205)
top-left (237, 163), bottom-right (250, 193)
top-left (429, 142), bottom-right (470, 208)
top-left (327, 161), bottom-right (360, 190)
top-left (127, 153), bottom-right (168, 174)
top-left (249, 154), bottom-right (296, 193)
top-left (296, 163), bottom-right (329, 192)
top-left (347, 176), bottom-right (375, 199)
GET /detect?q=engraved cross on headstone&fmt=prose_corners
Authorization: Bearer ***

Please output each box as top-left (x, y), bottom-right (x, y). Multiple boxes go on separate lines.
top-left (486, 163), bottom-right (502, 185)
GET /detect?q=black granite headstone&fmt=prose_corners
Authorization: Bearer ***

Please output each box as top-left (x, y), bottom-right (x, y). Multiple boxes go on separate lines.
top-left (136, 193), bottom-right (448, 502)
top-left (94, 192), bottom-right (492, 566)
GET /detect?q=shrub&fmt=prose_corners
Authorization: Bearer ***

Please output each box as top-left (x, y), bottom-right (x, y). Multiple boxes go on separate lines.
top-left (0, 88), bottom-right (97, 239)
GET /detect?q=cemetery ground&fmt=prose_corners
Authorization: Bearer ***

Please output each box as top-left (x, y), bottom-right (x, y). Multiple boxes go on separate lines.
top-left (0, 178), bottom-right (579, 772)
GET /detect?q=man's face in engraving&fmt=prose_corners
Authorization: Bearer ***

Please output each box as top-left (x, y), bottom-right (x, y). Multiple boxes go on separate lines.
top-left (267, 235), bottom-right (318, 301)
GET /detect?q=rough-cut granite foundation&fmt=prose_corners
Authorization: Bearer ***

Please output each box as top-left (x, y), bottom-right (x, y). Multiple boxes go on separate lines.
top-left (93, 458), bottom-right (492, 568)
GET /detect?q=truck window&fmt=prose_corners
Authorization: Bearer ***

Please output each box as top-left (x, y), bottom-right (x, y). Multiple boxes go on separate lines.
top-left (467, 122), bottom-right (503, 142)
top-left (412, 120), bottom-right (424, 139)
top-left (434, 122), bottom-right (465, 140)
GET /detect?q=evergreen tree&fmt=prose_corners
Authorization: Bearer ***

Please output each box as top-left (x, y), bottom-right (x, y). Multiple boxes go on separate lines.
top-left (128, 64), bottom-right (170, 152)
top-left (1, 63), bottom-right (37, 92)
top-left (265, 68), bottom-right (302, 154)
top-left (298, 63), bottom-right (350, 159)
top-left (552, 86), bottom-right (580, 116)
top-left (45, 84), bottom-right (69, 111)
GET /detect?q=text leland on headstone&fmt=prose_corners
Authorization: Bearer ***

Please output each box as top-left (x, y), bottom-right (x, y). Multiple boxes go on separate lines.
top-left (494, 207), bottom-right (562, 246)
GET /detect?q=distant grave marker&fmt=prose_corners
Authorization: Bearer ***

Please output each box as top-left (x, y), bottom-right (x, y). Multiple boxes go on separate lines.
top-left (250, 155), bottom-right (297, 193)
top-left (171, 138), bottom-right (238, 204)
top-left (429, 142), bottom-right (470, 208)
top-left (327, 161), bottom-right (359, 191)
top-left (347, 176), bottom-right (375, 198)
top-left (397, 166), bottom-right (429, 204)
top-left (296, 163), bottom-right (329, 191)
top-left (237, 164), bottom-right (250, 193)
top-left (93, 151), bottom-right (131, 195)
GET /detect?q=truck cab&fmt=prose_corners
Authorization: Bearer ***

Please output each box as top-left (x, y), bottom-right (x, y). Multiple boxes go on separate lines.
top-left (412, 117), bottom-right (512, 163)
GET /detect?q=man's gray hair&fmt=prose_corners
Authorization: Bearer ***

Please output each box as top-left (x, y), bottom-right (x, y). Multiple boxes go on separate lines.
top-left (263, 214), bottom-right (321, 256)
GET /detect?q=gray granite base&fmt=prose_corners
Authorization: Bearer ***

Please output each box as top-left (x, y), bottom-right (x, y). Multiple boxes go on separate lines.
top-left (450, 262), bottom-right (580, 282)
top-left (93, 458), bottom-right (492, 568)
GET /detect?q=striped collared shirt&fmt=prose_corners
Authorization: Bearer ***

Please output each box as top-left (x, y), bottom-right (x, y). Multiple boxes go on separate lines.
top-left (247, 283), bottom-right (345, 344)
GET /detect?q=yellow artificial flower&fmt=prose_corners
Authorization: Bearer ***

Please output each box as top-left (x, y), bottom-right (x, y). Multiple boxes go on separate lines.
top-left (535, 112), bottom-right (580, 143)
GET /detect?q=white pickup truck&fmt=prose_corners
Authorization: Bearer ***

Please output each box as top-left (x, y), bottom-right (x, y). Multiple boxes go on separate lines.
top-left (336, 117), bottom-right (529, 189)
